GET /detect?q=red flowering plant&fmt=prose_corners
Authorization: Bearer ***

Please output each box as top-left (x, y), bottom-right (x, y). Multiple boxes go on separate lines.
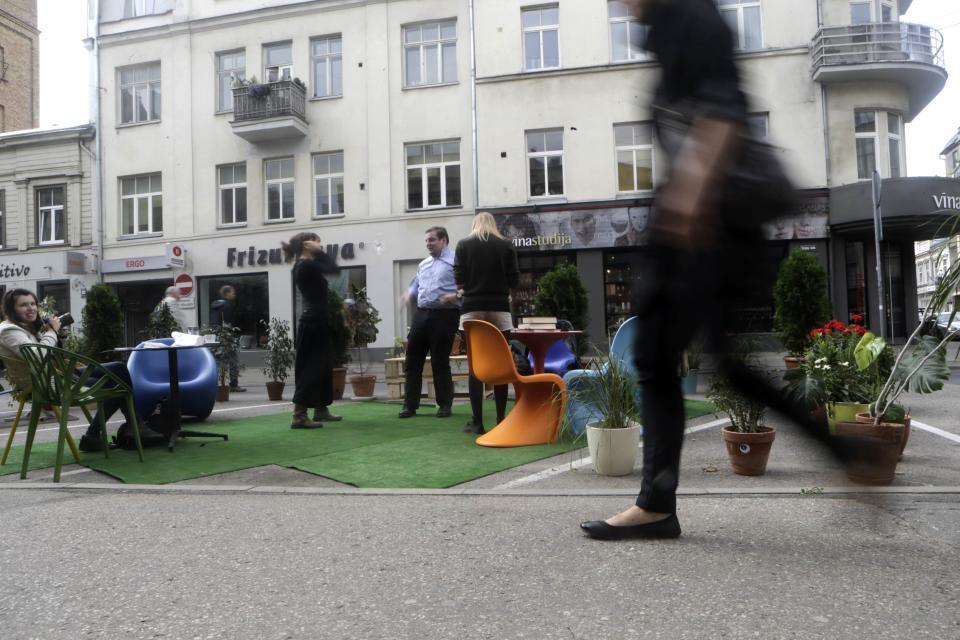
top-left (785, 315), bottom-right (892, 408)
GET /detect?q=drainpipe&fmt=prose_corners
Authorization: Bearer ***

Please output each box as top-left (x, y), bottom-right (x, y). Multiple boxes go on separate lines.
top-left (468, 0), bottom-right (479, 213)
top-left (92, 0), bottom-right (104, 284)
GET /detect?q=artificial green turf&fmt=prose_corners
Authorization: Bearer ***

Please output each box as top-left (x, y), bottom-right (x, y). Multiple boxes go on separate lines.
top-left (1, 399), bottom-right (716, 487)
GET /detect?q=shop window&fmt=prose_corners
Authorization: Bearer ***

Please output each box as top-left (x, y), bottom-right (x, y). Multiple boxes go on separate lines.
top-left (512, 253), bottom-right (574, 319)
top-left (37, 281), bottom-right (71, 317)
top-left (293, 265), bottom-right (367, 340)
top-left (846, 241), bottom-right (869, 326)
top-left (198, 273), bottom-right (270, 349)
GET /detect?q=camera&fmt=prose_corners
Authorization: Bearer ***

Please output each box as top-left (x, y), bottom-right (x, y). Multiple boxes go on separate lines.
top-left (42, 312), bottom-right (75, 328)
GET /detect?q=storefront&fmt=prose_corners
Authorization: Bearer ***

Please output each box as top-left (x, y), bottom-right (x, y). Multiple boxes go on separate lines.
top-left (828, 176), bottom-right (960, 341)
top-left (0, 251), bottom-right (99, 321)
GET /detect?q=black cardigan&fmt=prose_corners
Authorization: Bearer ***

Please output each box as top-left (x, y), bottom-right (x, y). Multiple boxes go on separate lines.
top-left (454, 234), bottom-right (519, 313)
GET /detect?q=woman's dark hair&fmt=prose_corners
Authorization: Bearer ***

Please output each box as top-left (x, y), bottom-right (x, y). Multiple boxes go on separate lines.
top-left (2, 288), bottom-right (38, 323)
top-left (281, 232), bottom-right (320, 261)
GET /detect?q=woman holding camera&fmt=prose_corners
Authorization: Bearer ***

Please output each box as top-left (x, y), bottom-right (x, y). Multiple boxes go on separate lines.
top-left (0, 288), bottom-right (135, 452)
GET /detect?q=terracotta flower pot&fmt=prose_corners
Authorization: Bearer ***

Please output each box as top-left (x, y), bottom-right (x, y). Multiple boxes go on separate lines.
top-left (833, 415), bottom-right (906, 485)
top-left (265, 381), bottom-right (285, 401)
top-left (332, 367), bottom-right (347, 400)
top-left (349, 374), bottom-right (376, 398)
top-left (856, 412), bottom-right (911, 460)
top-left (721, 426), bottom-right (776, 476)
top-left (783, 356), bottom-right (803, 369)
top-left (216, 385), bottom-right (230, 402)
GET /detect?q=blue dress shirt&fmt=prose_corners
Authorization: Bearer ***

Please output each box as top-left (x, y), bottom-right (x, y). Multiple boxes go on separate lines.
top-left (409, 247), bottom-right (459, 309)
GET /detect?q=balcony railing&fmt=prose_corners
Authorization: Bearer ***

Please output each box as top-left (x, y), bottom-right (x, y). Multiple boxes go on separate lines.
top-left (232, 80), bottom-right (307, 123)
top-left (812, 22), bottom-right (944, 71)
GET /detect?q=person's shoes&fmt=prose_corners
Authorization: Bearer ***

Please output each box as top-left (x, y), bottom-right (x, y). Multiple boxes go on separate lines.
top-left (79, 434), bottom-right (105, 453)
top-left (229, 386), bottom-right (247, 393)
top-left (291, 414), bottom-right (323, 429)
top-left (462, 420), bottom-right (485, 435)
top-left (579, 513), bottom-right (681, 540)
top-left (436, 406), bottom-right (452, 418)
top-left (398, 406), bottom-right (417, 419)
top-left (313, 407), bottom-right (342, 422)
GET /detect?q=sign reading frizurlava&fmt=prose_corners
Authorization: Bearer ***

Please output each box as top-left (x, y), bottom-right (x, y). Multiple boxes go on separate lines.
top-left (226, 243), bottom-right (356, 267)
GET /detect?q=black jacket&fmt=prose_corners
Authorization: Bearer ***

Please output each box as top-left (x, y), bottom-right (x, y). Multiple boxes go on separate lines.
top-left (210, 298), bottom-right (235, 326)
top-left (454, 234), bottom-right (519, 313)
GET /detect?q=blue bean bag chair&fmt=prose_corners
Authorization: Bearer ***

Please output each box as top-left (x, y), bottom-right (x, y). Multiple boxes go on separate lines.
top-left (561, 317), bottom-right (641, 435)
top-left (127, 338), bottom-right (217, 421)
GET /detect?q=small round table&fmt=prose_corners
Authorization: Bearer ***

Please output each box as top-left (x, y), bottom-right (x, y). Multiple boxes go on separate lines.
top-left (511, 330), bottom-right (581, 374)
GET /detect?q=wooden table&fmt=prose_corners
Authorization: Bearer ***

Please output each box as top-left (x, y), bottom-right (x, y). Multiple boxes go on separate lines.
top-left (111, 344), bottom-right (228, 452)
top-left (510, 330), bottom-right (581, 374)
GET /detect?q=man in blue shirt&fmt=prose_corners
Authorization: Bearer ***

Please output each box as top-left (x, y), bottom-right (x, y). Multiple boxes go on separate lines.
top-left (399, 226), bottom-right (461, 419)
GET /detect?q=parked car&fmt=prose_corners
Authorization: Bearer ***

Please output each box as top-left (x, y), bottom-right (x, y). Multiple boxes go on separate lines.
top-left (923, 311), bottom-right (960, 341)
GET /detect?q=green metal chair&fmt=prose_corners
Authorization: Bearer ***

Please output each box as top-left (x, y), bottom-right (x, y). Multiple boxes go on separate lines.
top-left (18, 344), bottom-right (144, 482)
top-left (1, 387), bottom-right (83, 466)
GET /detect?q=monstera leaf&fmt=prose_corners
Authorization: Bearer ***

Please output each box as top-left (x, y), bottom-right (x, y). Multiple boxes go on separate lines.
top-left (893, 335), bottom-right (950, 395)
top-left (854, 332), bottom-right (886, 371)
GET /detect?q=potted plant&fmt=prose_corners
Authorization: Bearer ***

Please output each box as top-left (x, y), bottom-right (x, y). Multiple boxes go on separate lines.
top-left (344, 285), bottom-right (381, 398)
top-left (707, 340), bottom-right (775, 476)
top-left (146, 298), bottom-right (182, 340)
top-left (260, 318), bottom-right (294, 401)
top-left (773, 249), bottom-right (831, 368)
top-left (327, 289), bottom-right (352, 400)
top-left (81, 284), bottom-right (126, 361)
top-left (534, 263), bottom-right (590, 355)
top-left (562, 352), bottom-right (642, 476)
top-left (203, 323), bottom-right (241, 401)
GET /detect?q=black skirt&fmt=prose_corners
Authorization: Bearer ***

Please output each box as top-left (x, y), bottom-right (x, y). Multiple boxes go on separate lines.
top-left (293, 316), bottom-right (334, 408)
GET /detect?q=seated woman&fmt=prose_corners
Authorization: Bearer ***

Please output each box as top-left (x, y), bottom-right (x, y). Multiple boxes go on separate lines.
top-left (0, 288), bottom-right (136, 452)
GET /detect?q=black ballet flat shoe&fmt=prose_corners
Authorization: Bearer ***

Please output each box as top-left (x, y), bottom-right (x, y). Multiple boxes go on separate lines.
top-left (398, 407), bottom-right (417, 419)
top-left (579, 513), bottom-right (681, 540)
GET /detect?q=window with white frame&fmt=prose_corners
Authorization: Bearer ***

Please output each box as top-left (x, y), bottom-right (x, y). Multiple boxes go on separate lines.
top-left (855, 110), bottom-right (878, 180)
top-left (880, 0), bottom-right (896, 22)
top-left (406, 141), bottom-right (461, 210)
top-left (614, 123), bottom-right (654, 193)
top-left (719, 0), bottom-right (763, 50)
top-left (313, 152), bottom-right (344, 216)
top-left (404, 21), bottom-right (457, 87)
top-left (119, 62), bottom-right (161, 125)
top-left (311, 36), bottom-right (342, 98)
top-left (527, 129), bottom-right (564, 197)
top-left (216, 50), bottom-right (245, 112)
top-left (849, 0), bottom-right (872, 24)
top-left (36, 186), bottom-right (66, 245)
top-left (120, 174), bottom-right (163, 236)
top-left (887, 112), bottom-right (903, 178)
top-left (608, 1), bottom-right (647, 62)
top-left (263, 42), bottom-right (292, 82)
top-left (123, 0), bottom-right (153, 18)
top-left (747, 112), bottom-right (769, 140)
top-left (522, 6), bottom-right (560, 71)
top-left (218, 163), bottom-right (247, 226)
top-left (265, 158), bottom-right (295, 221)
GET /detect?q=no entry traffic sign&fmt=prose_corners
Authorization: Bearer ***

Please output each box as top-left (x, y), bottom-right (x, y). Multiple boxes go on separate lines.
top-left (175, 273), bottom-right (194, 297)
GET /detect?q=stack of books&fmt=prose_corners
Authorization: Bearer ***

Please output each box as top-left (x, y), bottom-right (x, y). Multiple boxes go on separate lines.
top-left (517, 316), bottom-right (558, 330)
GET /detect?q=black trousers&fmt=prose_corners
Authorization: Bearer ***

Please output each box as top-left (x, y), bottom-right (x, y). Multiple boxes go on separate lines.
top-left (632, 227), bottom-right (835, 514)
top-left (404, 307), bottom-right (461, 410)
top-left (83, 361), bottom-right (138, 438)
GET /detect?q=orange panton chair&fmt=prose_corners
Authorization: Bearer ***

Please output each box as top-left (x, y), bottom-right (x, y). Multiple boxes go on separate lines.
top-left (463, 320), bottom-right (566, 447)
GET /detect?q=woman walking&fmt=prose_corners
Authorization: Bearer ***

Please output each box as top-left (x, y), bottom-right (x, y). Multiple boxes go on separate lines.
top-left (454, 212), bottom-right (519, 434)
top-left (281, 232), bottom-right (344, 428)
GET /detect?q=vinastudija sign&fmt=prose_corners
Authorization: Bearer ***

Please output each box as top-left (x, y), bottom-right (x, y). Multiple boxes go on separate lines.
top-left (933, 193), bottom-right (960, 211)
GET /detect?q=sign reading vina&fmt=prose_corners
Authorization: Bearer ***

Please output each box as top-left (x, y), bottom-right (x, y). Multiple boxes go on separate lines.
top-left (933, 193), bottom-right (960, 211)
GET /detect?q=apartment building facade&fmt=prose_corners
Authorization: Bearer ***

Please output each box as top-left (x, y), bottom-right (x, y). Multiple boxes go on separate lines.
top-left (0, 125), bottom-right (100, 313)
top-left (94, 0), bottom-right (957, 349)
top-left (0, 0), bottom-right (40, 132)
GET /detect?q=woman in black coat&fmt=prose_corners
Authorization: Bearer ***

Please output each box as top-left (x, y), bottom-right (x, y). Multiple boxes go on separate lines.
top-left (281, 231), bottom-right (344, 428)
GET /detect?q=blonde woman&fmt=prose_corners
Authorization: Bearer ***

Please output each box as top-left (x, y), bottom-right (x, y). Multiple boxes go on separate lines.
top-left (453, 212), bottom-right (519, 434)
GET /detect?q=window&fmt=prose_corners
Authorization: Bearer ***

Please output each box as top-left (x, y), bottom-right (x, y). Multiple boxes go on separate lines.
top-left (887, 112), bottom-right (902, 178)
top-left (951, 150), bottom-right (960, 178)
top-left (406, 141), bottom-right (461, 210)
top-left (608, 1), bottom-right (647, 62)
top-left (854, 110), bottom-right (877, 180)
top-left (614, 123), bottom-right (654, 193)
top-left (120, 174), bottom-right (162, 236)
top-left (119, 62), bottom-right (161, 125)
top-left (313, 152), bottom-right (344, 216)
top-left (747, 112), bottom-right (769, 140)
top-left (522, 6), bottom-right (560, 71)
top-left (123, 0), bottom-right (152, 18)
top-left (263, 43), bottom-right (292, 82)
top-left (719, 0), bottom-right (763, 50)
top-left (880, 0), bottom-right (896, 22)
top-left (526, 129), bottom-right (564, 197)
top-left (849, 0), bottom-right (872, 24)
top-left (216, 50), bottom-right (245, 112)
top-left (36, 186), bottom-right (66, 245)
top-left (218, 163), bottom-right (247, 226)
top-left (404, 21), bottom-right (457, 87)
top-left (311, 36), bottom-right (342, 98)
top-left (265, 158), bottom-right (295, 221)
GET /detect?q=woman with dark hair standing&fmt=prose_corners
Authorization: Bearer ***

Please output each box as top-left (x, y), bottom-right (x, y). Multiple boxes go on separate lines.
top-left (281, 231), bottom-right (344, 428)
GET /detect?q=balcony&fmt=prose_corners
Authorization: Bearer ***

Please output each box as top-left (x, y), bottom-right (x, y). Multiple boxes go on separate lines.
top-left (811, 22), bottom-right (947, 119)
top-left (230, 80), bottom-right (308, 143)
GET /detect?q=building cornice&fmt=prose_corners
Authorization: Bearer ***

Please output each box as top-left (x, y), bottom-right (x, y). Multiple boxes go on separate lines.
top-left (0, 10), bottom-right (40, 36)
top-left (0, 125), bottom-right (96, 149)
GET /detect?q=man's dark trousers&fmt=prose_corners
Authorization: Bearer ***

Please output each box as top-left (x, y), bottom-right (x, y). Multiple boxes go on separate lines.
top-left (404, 307), bottom-right (460, 410)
